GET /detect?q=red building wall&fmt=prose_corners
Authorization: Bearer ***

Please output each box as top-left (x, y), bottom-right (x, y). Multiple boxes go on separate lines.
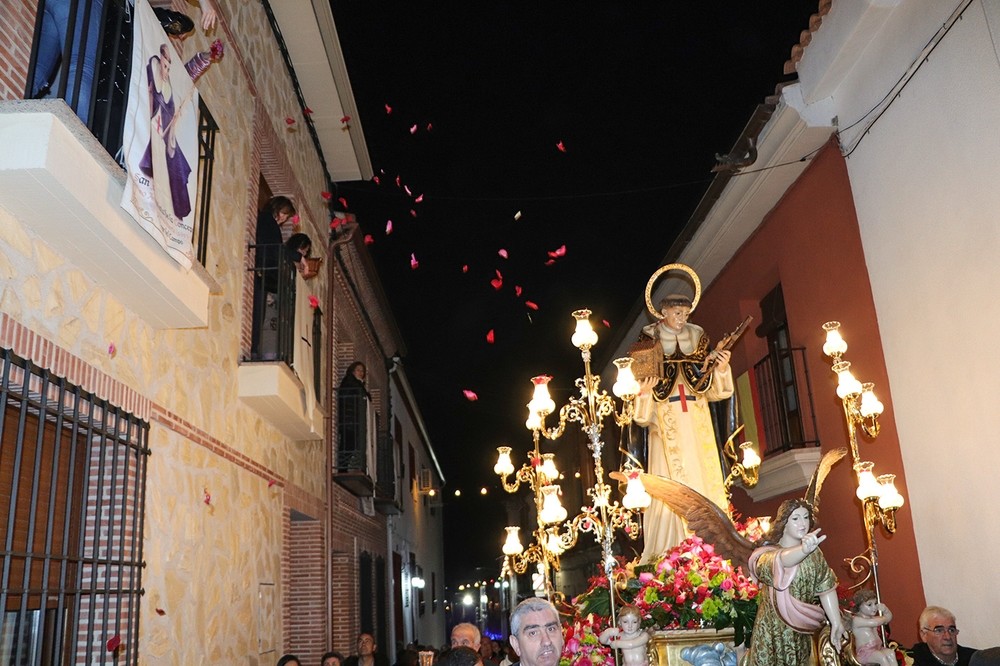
top-left (692, 138), bottom-right (924, 645)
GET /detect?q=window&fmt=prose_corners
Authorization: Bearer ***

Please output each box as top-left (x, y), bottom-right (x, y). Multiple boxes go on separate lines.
top-left (0, 348), bottom-right (149, 664)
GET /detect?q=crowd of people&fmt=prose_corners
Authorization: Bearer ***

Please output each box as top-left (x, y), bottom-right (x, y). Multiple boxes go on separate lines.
top-left (274, 595), bottom-right (997, 666)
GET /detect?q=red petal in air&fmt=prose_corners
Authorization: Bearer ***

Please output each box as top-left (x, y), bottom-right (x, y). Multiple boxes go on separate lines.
top-left (340, 115), bottom-right (351, 123)
top-left (107, 635), bottom-right (122, 652)
top-left (556, 140), bottom-right (566, 152)
top-left (525, 301), bottom-right (539, 310)
top-left (498, 249), bottom-right (509, 259)
top-left (414, 194), bottom-right (424, 203)
top-left (308, 295), bottom-right (319, 309)
top-left (385, 103), bottom-right (393, 114)
top-left (330, 218), bottom-right (342, 230)
top-left (108, 342), bottom-right (116, 357)
top-left (409, 124), bottom-right (418, 134)
top-left (462, 389), bottom-right (478, 401)
top-left (364, 234), bottom-right (374, 245)
top-left (155, 608), bottom-right (167, 616)
top-left (373, 176), bottom-right (380, 185)
top-left (285, 117), bottom-right (295, 125)
top-left (409, 209), bottom-right (417, 218)
top-left (462, 265), bottom-right (469, 273)
top-left (303, 107), bottom-right (314, 115)
top-left (544, 259), bottom-right (555, 266)
top-left (426, 123), bottom-right (433, 131)
top-left (320, 191), bottom-right (332, 200)
top-left (203, 488), bottom-right (211, 505)
top-left (290, 214), bottom-right (300, 225)
top-left (386, 220), bottom-right (393, 234)
top-left (514, 210), bottom-right (522, 221)
top-left (404, 185), bottom-right (412, 196)
top-left (602, 319), bottom-right (611, 328)
top-left (486, 329), bottom-right (495, 344)
top-left (515, 286), bottom-right (523, 297)
top-left (410, 253), bottom-right (419, 270)
top-left (338, 197), bottom-right (349, 209)
top-left (495, 269), bottom-right (503, 279)
top-left (395, 176), bottom-right (401, 187)
top-left (490, 278), bottom-right (503, 291)
top-left (547, 244), bottom-right (567, 258)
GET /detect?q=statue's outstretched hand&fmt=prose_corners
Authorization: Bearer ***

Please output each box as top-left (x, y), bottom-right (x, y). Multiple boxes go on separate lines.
top-left (800, 528), bottom-right (826, 555)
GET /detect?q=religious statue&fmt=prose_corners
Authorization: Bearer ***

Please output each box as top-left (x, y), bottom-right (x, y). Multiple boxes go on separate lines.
top-left (849, 590), bottom-right (895, 666)
top-left (632, 264), bottom-right (746, 562)
top-left (598, 605), bottom-right (651, 666)
top-left (610, 447), bottom-right (849, 666)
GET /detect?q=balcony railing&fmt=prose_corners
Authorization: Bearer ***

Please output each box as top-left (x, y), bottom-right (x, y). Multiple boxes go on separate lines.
top-left (334, 387), bottom-right (375, 496)
top-left (752, 346), bottom-right (820, 456)
top-left (374, 431), bottom-right (400, 514)
top-left (247, 244), bottom-right (297, 364)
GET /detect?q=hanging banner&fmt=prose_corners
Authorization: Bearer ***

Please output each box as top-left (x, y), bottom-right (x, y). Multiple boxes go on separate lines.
top-left (120, 0), bottom-right (199, 269)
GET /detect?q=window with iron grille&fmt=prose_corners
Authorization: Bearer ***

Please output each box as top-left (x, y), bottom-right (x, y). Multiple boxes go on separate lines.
top-left (0, 348), bottom-right (149, 665)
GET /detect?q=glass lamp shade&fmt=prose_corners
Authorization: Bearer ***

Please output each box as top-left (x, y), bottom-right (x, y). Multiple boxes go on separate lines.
top-left (877, 474), bottom-right (905, 510)
top-left (612, 357), bottom-right (641, 398)
top-left (855, 461), bottom-right (881, 500)
top-left (525, 407), bottom-right (542, 431)
top-left (571, 309), bottom-right (599, 349)
top-left (528, 376), bottom-right (556, 416)
top-left (621, 472), bottom-right (652, 510)
top-left (545, 529), bottom-right (565, 556)
top-left (757, 516), bottom-right (772, 534)
top-left (833, 361), bottom-right (864, 398)
top-left (740, 443), bottom-right (762, 469)
top-left (502, 526), bottom-right (524, 555)
top-left (822, 321), bottom-right (848, 357)
top-left (494, 446), bottom-right (515, 476)
top-left (540, 453), bottom-right (559, 482)
top-left (539, 485), bottom-right (567, 524)
top-left (859, 384), bottom-right (884, 417)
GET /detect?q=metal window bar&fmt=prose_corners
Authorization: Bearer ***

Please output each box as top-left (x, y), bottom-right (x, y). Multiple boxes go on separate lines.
top-left (0, 348), bottom-right (149, 665)
top-left (311, 308), bottom-right (323, 406)
top-left (248, 245), bottom-right (297, 363)
top-left (193, 98), bottom-right (218, 267)
top-left (751, 346), bottom-right (820, 456)
top-left (336, 387), bottom-right (369, 473)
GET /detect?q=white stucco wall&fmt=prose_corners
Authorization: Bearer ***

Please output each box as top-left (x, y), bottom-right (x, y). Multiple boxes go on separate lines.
top-left (799, 0), bottom-right (1000, 645)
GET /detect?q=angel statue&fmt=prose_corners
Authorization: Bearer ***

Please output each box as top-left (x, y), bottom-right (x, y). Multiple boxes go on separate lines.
top-left (611, 448), bottom-right (848, 666)
top-left (599, 605), bottom-right (652, 666)
top-left (632, 264), bottom-right (751, 563)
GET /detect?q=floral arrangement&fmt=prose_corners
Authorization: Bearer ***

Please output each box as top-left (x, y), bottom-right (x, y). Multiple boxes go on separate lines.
top-left (563, 535), bottom-right (760, 663)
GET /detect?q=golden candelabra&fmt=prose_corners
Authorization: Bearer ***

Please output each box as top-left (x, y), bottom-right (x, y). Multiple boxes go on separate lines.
top-left (822, 321), bottom-right (904, 639)
top-left (497, 309), bottom-right (652, 615)
top-left (721, 424), bottom-right (762, 501)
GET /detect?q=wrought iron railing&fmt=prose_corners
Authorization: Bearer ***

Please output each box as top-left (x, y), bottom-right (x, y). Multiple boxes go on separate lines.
top-left (247, 244), bottom-right (297, 363)
top-left (752, 346), bottom-right (820, 455)
top-left (335, 387), bottom-right (369, 472)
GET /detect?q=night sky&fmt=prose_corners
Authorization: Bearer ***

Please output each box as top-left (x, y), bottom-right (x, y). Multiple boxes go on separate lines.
top-left (328, 2), bottom-right (818, 587)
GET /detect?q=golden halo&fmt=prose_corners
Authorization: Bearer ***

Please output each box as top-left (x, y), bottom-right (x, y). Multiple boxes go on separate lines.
top-left (644, 263), bottom-right (701, 318)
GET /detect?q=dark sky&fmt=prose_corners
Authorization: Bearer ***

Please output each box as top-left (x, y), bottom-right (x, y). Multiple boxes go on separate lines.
top-left (328, 3), bottom-right (816, 586)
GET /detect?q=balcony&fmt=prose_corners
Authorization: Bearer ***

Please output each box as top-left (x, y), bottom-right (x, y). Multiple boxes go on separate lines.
top-left (0, 102), bottom-right (215, 329)
top-left (333, 387), bottom-right (375, 496)
top-left (746, 346), bottom-right (822, 501)
top-left (373, 432), bottom-right (401, 515)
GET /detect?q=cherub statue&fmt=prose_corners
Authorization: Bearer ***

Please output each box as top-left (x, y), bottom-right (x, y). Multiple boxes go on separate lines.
top-left (598, 605), bottom-right (651, 666)
top-left (611, 448), bottom-right (849, 666)
top-left (850, 590), bottom-right (895, 666)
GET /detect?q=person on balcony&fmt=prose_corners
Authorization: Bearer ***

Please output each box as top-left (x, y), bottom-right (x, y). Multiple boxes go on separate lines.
top-left (31, 0), bottom-right (105, 124)
top-left (337, 362), bottom-right (369, 470)
top-left (251, 196), bottom-right (296, 359)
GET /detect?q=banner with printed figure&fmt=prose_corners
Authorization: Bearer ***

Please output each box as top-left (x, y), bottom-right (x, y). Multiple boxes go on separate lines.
top-left (120, 0), bottom-right (199, 269)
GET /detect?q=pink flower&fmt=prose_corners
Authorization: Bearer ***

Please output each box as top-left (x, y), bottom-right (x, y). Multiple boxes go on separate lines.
top-left (638, 572), bottom-right (654, 583)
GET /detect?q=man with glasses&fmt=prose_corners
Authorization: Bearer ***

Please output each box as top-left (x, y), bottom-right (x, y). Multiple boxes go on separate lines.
top-left (912, 606), bottom-right (978, 666)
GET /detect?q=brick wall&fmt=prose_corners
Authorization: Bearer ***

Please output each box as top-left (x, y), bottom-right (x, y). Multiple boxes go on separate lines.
top-left (0, 0), bottom-right (35, 101)
top-left (288, 518), bottom-right (325, 662)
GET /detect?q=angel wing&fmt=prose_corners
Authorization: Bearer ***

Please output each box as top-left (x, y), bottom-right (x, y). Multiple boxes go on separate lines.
top-left (610, 470), bottom-right (755, 572)
top-left (804, 447), bottom-right (848, 519)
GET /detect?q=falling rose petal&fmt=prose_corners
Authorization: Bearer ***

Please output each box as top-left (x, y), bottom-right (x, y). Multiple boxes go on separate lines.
top-left (308, 295), bottom-right (319, 309)
top-left (364, 234), bottom-right (374, 245)
top-left (462, 265), bottom-right (469, 273)
top-left (395, 176), bottom-right (402, 187)
top-left (203, 488), bottom-right (211, 505)
top-left (385, 220), bottom-right (393, 234)
top-left (556, 140), bottom-right (566, 152)
top-left (330, 218), bottom-right (342, 230)
top-left (108, 342), bottom-right (116, 357)
top-left (303, 107), bottom-right (314, 116)
top-left (320, 191), bottom-right (332, 201)
top-left (486, 329), bottom-right (495, 344)
top-left (338, 197), bottom-right (349, 209)
top-left (514, 210), bottom-right (522, 221)
top-left (547, 244), bottom-right (567, 258)
top-left (602, 319), bottom-right (611, 328)
top-left (525, 301), bottom-right (539, 310)
top-left (107, 635), bottom-right (122, 652)
top-left (285, 117), bottom-right (295, 125)
top-left (373, 175), bottom-right (380, 185)
top-left (385, 103), bottom-right (392, 114)
top-left (544, 259), bottom-right (556, 266)
top-left (414, 194), bottom-right (424, 203)
top-left (155, 608), bottom-right (167, 616)
top-left (426, 123), bottom-right (433, 131)
top-left (410, 253), bottom-right (419, 270)
top-left (515, 285), bottom-right (523, 297)
top-left (409, 209), bottom-right (417, 218)
top-left (340, 114), bottom-right (352, 123)
top-left (498, 249), bottom-right (508, 259)
top-left (404, 185), bottom-right (412, 196)
top-left (495, 269), bottom-right (503, 279)
top-left (490, 278), bottom-right (503, 291)
top-left (290, 214), bottom-right (300, 225)
top-left (409, 124), bottom-right (418, 134)
top-left (268, 479), bottom-right (277, 488)
top-left (462, 389), bottom-right (478, 401)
